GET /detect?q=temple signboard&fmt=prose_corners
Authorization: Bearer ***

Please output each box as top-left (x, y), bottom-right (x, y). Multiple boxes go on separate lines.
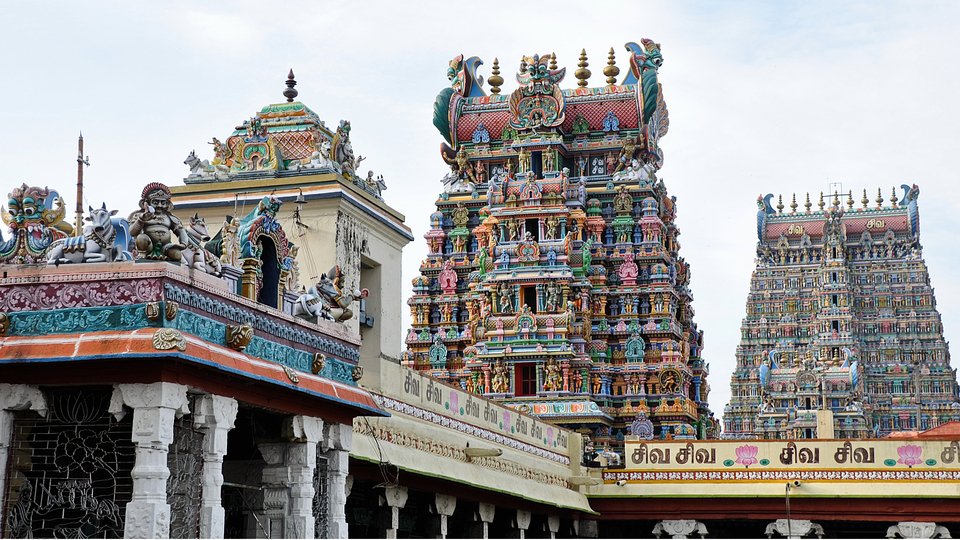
top-left (376, 363), bottom-right (572, 462)
top-left (619, 439), bottom-right (960, 471)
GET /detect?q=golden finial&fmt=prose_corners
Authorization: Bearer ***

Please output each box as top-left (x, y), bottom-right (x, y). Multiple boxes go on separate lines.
top-left (861, 189), bottom-right (869, 210)
top-left (890, 187), bottom-right (899, 208)
top-left (488, 58), bottom-right (504, 95)
top-left (549, 52), bottom-right (558, 71)
top-left (846, 190), bottom-right (854, 211)
top-left (576, 49), bottom-right (591, 88)
top-left (804, 193), bottom-right (812, 213)
top-left (790, 193), bottom-right (797, 214)
top-left (818, 191), bottom-right (825, 210)
top-left (832, 191), bottom-right (840, 209)
top-left (875, 188), bottom-right (884, 209)
top-left (604, 47), bottom-right (620, 86)
top-left (776, 194), bottom-right (784, 213)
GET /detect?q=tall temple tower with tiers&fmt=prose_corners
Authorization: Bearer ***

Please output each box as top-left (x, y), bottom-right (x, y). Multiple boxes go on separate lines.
top-left (724, 188), bottom-right (960, 440)
top-left (403, 42), bottom-right (717, 448)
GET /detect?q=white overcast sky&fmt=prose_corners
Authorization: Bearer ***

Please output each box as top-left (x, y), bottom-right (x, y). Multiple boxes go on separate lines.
top-left (3, 0), bottom-right (959, 417)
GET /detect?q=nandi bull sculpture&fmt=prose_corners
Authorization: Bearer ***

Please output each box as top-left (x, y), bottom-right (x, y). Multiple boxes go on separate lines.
top-left (184, 149), bottom-right (229, 179)
top-left (46, 203), bottom-right (132, 264)
top-left (293, 265), bottom-right (368, 323)
top-left (181, 214), bottom-right (222, 276)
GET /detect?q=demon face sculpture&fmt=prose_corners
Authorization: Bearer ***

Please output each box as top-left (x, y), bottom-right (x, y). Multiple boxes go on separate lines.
top-left (1, 183), bottom-right (72, 263)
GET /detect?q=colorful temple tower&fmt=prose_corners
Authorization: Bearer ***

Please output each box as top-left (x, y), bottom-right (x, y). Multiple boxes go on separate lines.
top-left (724, 188), bottom-right (960, 439)
top-left (403, 43), bottom-right (716, 447)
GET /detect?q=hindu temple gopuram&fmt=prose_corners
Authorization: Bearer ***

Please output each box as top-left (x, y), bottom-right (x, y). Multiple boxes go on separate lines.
top-left (724, 188), bottom-right (960, 439)
top-left (402, 42), bottom-right (717, 447)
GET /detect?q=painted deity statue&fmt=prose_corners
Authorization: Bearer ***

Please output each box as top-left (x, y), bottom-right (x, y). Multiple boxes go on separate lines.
top-left (492, 361), bottom-right (510, 393)
top-left (129, 182), bottom-right (188, 262)
top-left (614, 185), bottom-right (633, 215)
top-left (451, 202), bottom-right (470, 228)
top-left (1, 184), bottom-right (72, 264)
top-left (219, 216), bottom-right (240, 266)
top-left (543, 359), bottom-right (563, 392)
top-left (545, 281), bottom-right (561, 311)
top-left (331, 120), bottom-right (362, 178)
top-left (614, 137), bottom-right (638, 173)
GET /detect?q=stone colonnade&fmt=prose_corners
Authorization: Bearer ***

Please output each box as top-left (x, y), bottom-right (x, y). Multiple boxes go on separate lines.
top-left (0, 382), bottom-right (352, 539)
top-left (374, 488), bottom-right (575, 540)
top-left (649, 519), bottom-right (953, 539)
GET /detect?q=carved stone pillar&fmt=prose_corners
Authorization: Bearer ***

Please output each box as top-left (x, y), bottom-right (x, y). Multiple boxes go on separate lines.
top-left (576, 519), bottom-right (599, 538)
top-left (0, 384), bottom-right (47, 495)
top-left (886, 522), bottom-right (952, 539)
top-left (546, 515), bottom-right (560, 539)
top-left (193, 395), bottom-right (238, 539)
top-left (470, 503), bottom-right (496, 539)
top-left (286, 416), bottom-right (323, 540)
top-left (653, 519), bottom-right (709, 539)
top-left (257, 442), bottom-right (288, 537)
top-left (512, 509), bottom-right (532, 539)
top-left (109, 382), bottom-right (190, 539)
top-left (324, 422), bottom-right (353, 539)
top-left (257, 415), bottom-right (324, 539)
top-left (431, 493), bottom-right (457, 539)
top-left (764, 519), bottom-right (825, 539)
top-left (380, 485), bottom-right (409, 539)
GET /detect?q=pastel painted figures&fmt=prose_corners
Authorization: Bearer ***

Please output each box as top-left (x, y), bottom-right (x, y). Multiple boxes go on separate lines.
top-left (491, 361), bottom-right (510, 393)
top-left (219, 216), bottom-right (240, 266)
top-left (46, 203), bottom-right (132, 264)
top-left (184, 149), bottom-right (228, 179)
top-left (129, 182), bottom-right (188, 262)
top-left (181, 214), bottom-right (223, 276)
top-left (0, 184), bottom-right (72, 264)
top-left (293, 265), bottom-right (369, 323)
top-left (543, 359), bottom-right (563, 392)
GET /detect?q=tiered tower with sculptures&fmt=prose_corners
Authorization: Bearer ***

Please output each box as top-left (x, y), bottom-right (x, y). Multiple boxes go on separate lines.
top-left (724, 188), bottom-right (960, 439)
top-left (403, 42), bottom-right (717, 448)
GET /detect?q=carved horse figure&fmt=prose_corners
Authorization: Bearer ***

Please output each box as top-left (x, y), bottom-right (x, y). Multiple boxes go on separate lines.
top-left (46, 203), bottom-right (132, 264)
top-left (181, 214), bottom-right (222, 276)
top-left (293, 265), bottom-right (368, 322)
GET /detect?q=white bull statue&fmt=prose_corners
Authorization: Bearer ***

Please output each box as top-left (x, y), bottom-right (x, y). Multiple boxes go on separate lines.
top-left (46, 203), bottom-right (132, 264)
top-left (293, 265), bottom-right (368, 323)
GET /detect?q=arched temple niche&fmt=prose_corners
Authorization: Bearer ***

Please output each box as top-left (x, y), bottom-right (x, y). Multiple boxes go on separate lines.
top-left (237, 195), bottom-right (294, 308)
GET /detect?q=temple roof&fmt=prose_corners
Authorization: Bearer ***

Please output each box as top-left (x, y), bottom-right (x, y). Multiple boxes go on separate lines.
top-left (182, 70), bottom-right (389, 201)
top-left (433, 41), bottom-right (670, 172)
top-left (756, 184), bottom-right (921, 244)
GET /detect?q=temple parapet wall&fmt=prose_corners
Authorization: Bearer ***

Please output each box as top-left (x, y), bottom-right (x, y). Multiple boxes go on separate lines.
top-left (351, 361), bottom-right (593, 512)
top-left (0, 261), bottom-right (366, 390)
top-left (371, 361), bottom-right (576, 463)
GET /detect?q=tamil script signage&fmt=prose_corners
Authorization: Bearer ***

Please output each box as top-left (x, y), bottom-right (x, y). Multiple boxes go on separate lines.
top-left (379, 363), bottom-right (572, 454)
top-left (623, 439), bottom-right (960, 470)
